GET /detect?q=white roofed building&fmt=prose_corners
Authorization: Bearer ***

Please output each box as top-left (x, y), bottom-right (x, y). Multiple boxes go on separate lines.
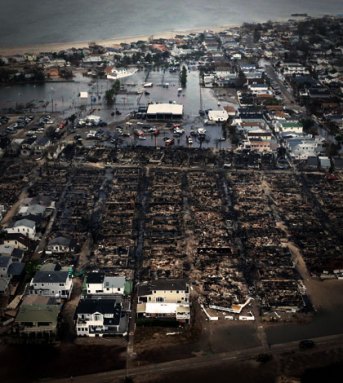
top-left (137, 279), bottom-right (190, 323)
top-left (147, 104), bottom-right (183, 121)
top-left (208, 110), bottom-right (229, 122)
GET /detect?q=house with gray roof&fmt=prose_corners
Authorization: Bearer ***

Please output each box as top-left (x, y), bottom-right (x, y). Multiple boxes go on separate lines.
top-left (5, 218), bottom-right (36, 240)
top-left (0, 255), bottom-right (25, 288)
top-left (84, 272), bottom-right (126, 296)
top-left (29, 270), bottom-right (73, 299)
top-left (0, 244), bottom-right (24, 262)
top-left (18, 204), bottom-right (46, 218)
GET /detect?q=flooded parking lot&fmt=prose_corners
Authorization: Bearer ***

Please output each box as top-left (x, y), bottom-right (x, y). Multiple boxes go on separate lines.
top-left (0, 68), bottom-right (235, 149)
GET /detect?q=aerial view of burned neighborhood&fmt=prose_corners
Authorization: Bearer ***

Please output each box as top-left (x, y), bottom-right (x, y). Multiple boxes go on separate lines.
top-left (0, 11), bottom-right (343, 383)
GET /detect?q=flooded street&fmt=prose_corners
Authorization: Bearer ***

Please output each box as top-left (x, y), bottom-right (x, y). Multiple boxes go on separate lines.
top-left (0, 68), bottom-right (235, 149)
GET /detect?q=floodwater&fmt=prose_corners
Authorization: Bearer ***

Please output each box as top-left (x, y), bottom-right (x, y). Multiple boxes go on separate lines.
top-left (0, 68), bottom-right (234, 149)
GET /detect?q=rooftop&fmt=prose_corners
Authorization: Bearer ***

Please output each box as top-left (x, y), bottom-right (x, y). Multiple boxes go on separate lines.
top-left (147, 103), bottom-right (183, 115)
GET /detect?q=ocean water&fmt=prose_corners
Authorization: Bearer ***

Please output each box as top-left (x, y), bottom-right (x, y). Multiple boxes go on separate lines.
top-left (0, 0), bottom-right (342, 48)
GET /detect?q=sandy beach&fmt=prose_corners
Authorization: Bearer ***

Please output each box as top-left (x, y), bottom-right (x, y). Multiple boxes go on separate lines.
top-left (0, 24), bottom-right (239, 56)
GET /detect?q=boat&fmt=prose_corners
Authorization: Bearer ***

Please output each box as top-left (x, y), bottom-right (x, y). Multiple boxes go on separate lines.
top-left (106, 67), bottom-right (138, 80)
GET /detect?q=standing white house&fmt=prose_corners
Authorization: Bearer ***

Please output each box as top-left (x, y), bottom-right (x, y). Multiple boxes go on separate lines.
top-left (84, 272), bottom-right (126, 296)
top-left (5, 219), bottom-right (36, 240)
top-left (29, 270), bottom-right (73, 299)
top-left (75, 298), bottom-right (125, 337)
top-left (137, 279), bottom-right (190, 322)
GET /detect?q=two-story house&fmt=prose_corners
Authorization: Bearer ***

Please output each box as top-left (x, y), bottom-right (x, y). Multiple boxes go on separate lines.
top-left (2, 233), bottom-right (33, 251)
top-left (0, 255), bottom-right (25, 283)
top-left (14, 295), bottom-right (61, 338)
top-left (75, 298), bottom-right (125, 337)
top-left (5, 218), bottom-right (36, 240)
top-left (85, 272), bottom-right (126, 296)
top-left (137, 279), bottom-right (190, 323)
top-left (30, 270), bottom-right (73, 299)
top-left (0, 244), bottom-right (24, 262)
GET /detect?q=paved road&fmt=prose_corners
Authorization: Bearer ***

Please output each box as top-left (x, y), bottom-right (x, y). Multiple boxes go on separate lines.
top-left (264, 65), bottom-right (305, 113)
top-left (40, 332), bottom-right (343, 383)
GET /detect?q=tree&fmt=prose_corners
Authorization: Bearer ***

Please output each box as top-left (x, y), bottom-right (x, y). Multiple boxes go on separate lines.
top-left (301, 118), bottom-right (317, 136)
top-left (113, 79), bottom-right (120, 94)
top-left (105, 80), bottom-right (120, 105)
top-left (105, 89), bottom-right (115, 105)
top-left (180, 65), bottom-right (187, 88)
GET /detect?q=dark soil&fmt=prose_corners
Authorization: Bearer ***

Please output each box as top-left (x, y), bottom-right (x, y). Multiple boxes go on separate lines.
top-left (134, 360), bottom-right (278, 383)
top-left (0, 343), bottom-right (126, 383)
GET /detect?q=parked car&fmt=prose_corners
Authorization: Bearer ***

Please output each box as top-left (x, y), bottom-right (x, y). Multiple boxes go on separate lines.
top-left (165, 138), bottom-right (174, 146)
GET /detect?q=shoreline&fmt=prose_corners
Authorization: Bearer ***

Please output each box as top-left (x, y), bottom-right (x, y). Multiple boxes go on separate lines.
top-left (0, 14), bottom-right (335, 56)
top-left (0, 24), bottom-right (240, 56)
top-left (0, 14), bottom-right (300, 56)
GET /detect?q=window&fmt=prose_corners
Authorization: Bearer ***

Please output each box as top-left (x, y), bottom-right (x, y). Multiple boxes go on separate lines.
top-left (156, 297), bottom-right (164, 302)
top-left (59, 283), bottom-right (64, 286)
